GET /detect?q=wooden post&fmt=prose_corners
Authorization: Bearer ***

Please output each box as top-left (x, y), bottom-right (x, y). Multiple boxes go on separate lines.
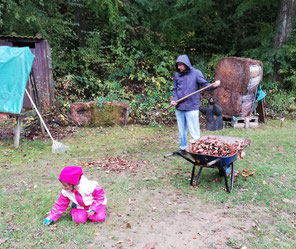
top-left (256, 100), bottom-right (266, 123)
top-left (14, 116), bottom-right (22, 148)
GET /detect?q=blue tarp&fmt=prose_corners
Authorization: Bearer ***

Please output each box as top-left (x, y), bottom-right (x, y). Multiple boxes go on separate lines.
top-left (0, 46), bottom-right (35, 114)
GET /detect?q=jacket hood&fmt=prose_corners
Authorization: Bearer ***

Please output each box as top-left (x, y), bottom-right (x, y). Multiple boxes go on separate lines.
top-left (176, 54), bottom-right (192, 71)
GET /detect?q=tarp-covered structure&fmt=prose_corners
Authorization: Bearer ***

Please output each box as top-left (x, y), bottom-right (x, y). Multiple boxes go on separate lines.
top-left (0, 46), bottom-right (34, 114)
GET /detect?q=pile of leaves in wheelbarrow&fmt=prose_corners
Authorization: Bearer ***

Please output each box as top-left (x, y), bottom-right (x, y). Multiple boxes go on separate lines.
top-left (188, 137), bottom-right (247, 157)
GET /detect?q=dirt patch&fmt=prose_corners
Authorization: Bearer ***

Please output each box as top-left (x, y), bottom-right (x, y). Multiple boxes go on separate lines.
top-left (89, 190), bottom-right (272, 249)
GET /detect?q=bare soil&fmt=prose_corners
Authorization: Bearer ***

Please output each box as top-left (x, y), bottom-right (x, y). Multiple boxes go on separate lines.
top-left (89, 189), bottom-right (272, 249)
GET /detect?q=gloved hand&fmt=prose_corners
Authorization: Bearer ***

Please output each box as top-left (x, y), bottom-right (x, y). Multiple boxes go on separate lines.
top-left (44, 218), bottom-right (53, 226)
top-left (87, 209), bottom-right (95, 216)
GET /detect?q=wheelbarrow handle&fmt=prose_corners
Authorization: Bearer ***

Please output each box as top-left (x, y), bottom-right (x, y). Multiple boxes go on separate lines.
top-left (164, 152), bottom-right (174, 158)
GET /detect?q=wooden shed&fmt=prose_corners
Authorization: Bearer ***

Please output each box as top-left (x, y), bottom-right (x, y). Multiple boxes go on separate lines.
top-left (0, 34), bottom-right (54, 110)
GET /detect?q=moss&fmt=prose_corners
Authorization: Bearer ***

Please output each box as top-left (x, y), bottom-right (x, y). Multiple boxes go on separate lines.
top-left (88, 101), bottom-right (127, 126)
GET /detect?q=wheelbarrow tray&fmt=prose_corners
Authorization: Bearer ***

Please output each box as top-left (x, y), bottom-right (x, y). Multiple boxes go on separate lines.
top-left (164, 135), bottom-right (251, 193)
top-left (185, 135), bottom-right (250, 167)
top-left (185, 151), bottom-right (238, 167)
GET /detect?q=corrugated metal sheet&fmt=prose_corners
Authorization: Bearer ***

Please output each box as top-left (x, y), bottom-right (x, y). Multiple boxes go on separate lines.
top-left (0, 34), bottom-right (43, 39)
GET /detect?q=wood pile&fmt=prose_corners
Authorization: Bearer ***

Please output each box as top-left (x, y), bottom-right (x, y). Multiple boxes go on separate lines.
top-left (214, 57), bottom-right (263, 117)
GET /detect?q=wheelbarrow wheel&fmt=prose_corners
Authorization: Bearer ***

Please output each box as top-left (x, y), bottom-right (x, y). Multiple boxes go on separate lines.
top-left (223, 163), bottom-right (234, 193)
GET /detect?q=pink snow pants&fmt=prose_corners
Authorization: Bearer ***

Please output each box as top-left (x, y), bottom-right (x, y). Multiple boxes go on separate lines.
top-left (71, 205), bottom-right (107, 223)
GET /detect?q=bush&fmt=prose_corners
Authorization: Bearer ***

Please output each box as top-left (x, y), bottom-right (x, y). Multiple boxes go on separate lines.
top-left (265, 87), bottom-right (296, 118)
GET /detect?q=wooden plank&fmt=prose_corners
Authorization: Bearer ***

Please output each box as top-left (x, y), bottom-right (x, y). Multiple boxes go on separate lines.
top-left (256, 100), bottom-right (266, 123)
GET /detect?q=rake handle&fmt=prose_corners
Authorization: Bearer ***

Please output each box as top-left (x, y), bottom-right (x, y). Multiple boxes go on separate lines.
top-left (164, 83), bottom-right (215, 112)
top-left (25, 89), bottom-right (55, 142)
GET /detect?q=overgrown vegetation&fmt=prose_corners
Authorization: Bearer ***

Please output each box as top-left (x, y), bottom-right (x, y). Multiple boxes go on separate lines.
top-left (1, 0), bottom-right (296, 123)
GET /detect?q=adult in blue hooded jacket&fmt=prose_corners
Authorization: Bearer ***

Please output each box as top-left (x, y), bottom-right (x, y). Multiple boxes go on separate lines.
top-left (171, 55), bottom-right (220, 151)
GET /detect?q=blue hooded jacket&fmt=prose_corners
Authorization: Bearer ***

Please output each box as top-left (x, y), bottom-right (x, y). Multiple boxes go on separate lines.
top-left (172, 54), bottom-right (212, 111)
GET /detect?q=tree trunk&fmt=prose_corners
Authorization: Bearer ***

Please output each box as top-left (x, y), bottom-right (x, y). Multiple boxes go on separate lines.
top-left (272, 0), bottom-right (296, 83)
top-left (73, 0), bottom-right (85, 47)
top-left (273, 0), bottom-right (296, 49)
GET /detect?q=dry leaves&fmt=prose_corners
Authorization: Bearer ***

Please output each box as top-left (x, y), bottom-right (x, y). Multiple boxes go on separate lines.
top-left (82, 155), bottom-right (142, 173)
top-left (143, 243), bottom-right (156, 249)
top-left (0, 239), bottom-right (7, 245)
top-left (236, 168), bottom-right (255, 180)
top-left (189, 137), bottom-right (247, 157)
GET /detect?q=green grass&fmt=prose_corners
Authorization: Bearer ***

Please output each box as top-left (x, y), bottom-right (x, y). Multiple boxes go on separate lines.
top-left (0, 120), bottom-right (295, 248)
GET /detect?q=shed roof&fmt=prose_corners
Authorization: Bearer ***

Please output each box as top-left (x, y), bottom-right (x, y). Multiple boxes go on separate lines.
top-left (0, 34), bottom-right (43, 40)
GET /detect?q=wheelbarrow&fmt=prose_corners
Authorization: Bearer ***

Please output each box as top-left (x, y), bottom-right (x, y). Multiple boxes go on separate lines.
top-left (164, 135), bottom-right (251, 193)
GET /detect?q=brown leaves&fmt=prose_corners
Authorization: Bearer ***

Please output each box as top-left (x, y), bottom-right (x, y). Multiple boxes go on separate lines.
top-left (189, 137), bottom-right (247, 157)
top-left (50, 224), bottom-right (58, 232)
top-left (143, 243), bottom-right (156, 249)
top-left (0, 239), bottom-right (7, 245)
top-left (0, 109), bottom-right (76, 142)
top-left (82, 155), bottom-right (142, 174)
top-left (240, 168), bottom-right (255, 179)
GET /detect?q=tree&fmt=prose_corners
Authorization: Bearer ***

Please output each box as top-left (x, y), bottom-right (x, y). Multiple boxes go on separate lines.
top-left (272, 0), bottom-right (296, 82)
top-left (273, 0), bottom-right (296, 49)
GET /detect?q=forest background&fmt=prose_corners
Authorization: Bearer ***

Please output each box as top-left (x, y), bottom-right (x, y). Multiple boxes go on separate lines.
top-left (1, 0), bottom-right (296, 125)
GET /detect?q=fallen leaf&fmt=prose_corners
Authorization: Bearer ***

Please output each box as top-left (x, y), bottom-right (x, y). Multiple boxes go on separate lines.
top-left (0, 239), bottom-right (7, 244)
top-left (50, 224), bottom-right (58, 232)
top-left (143, 243), bottom-right (156, 249)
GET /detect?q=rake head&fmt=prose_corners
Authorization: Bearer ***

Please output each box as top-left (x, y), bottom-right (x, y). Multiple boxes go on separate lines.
top-left (52, 140), bottom-right (70, 153)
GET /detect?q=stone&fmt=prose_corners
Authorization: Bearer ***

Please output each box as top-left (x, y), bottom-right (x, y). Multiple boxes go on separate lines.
top-left (70, 101), bottom-right (130, 126)
top-left (70, 102), bottom-right (91, 126)
top-left (89, 101), bottom-right (130, 126)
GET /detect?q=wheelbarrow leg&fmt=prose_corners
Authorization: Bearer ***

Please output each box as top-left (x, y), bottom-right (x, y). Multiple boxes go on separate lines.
top-left (191, 166), bottom-right (203, 186)
top-left (223, 162), bottom-right (234, 193)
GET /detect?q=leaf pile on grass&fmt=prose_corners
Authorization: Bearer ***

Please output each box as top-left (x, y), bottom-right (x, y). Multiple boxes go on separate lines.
top-left (81, 155), bottom-right (143, 174)
top-left (0, 109), bottom-right (77, 141)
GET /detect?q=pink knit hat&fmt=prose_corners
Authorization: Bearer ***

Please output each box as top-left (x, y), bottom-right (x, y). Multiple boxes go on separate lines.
top-left (59, 166), bottom-right (83, 185)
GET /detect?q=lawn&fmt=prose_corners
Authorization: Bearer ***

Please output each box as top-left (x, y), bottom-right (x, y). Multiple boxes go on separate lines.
top-left (0, 119), bottom-right (295, 248)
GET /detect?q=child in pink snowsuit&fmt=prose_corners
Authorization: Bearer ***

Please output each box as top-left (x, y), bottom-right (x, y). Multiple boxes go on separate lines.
top-left (44, 166), bottom-right (107, 225)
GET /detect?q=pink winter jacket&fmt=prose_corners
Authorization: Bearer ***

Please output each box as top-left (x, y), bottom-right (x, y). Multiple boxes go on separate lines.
top-left (47, 175), bottom-right (107, 221)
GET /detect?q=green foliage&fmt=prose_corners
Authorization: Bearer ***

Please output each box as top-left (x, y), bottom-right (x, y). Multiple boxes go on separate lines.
top-left (265, 86), bottom-right (296, 118)
top-left (85, 0), bottom-right (122, 27)
top-left (0, 0), bottom-right (296, 122)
